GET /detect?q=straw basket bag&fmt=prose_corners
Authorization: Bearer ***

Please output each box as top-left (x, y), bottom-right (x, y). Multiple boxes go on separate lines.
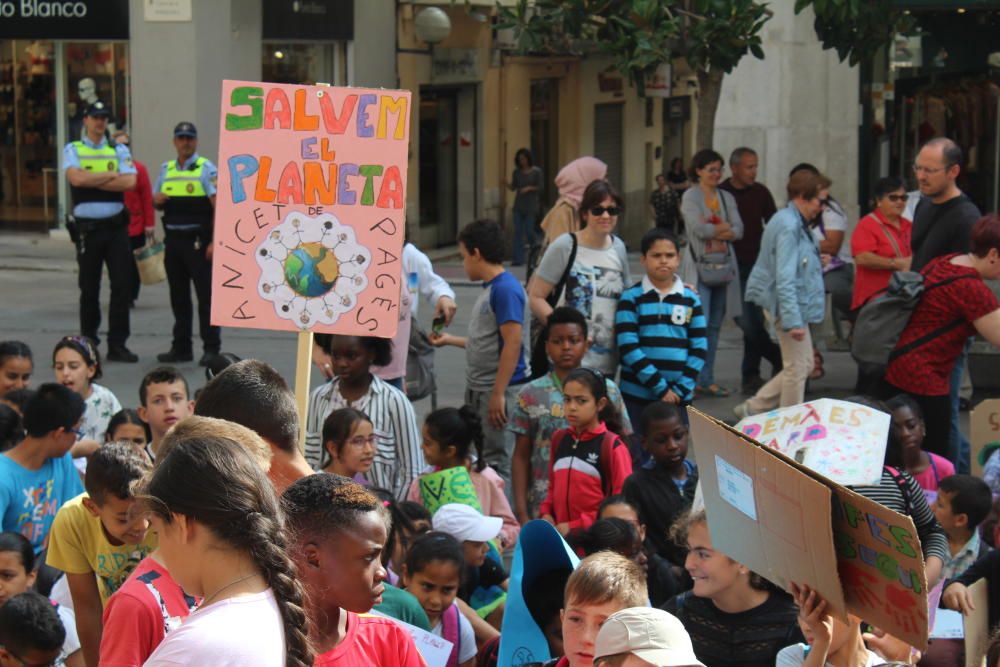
top-left (133, 241), bottom-right (167, 285)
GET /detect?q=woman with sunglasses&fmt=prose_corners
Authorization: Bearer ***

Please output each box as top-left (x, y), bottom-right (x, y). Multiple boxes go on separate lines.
top-left (851, 177), bottom-right (913, 311)
top-left (680, 149), bottom-right (744, 398)
top-left (529, 180), bottom-right (630, 376)
top-left (734, 170), bottom-right (831, 417)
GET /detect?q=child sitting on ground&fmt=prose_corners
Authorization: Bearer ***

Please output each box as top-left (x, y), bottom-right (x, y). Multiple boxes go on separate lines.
top-left (0, 591), bottom-right (74, 667)
top-left (540, 368), bottom-right (632, 535)
top-left (593, 606), bottom-right (704, 667)
top-left (105, 409), bottom-right (148, 458)
top-left (508, 306), bottom-right (632, 524)
top-left (402, 531), bottom-right (478, 667)
top-left (409, 406), bottom-right (519, 548)
top-left (623, 402), bottom-right (697, 565)
top-left (547, 551), bottom-right (648, 667)
top-left (0, 384), bottom-right (85, 579)
top-left (0, 341), bottom-right (32, 395)
top-left (0, 533), bottom-right (81, 665)
top-left (933, 474), bottom-right (993, 579)
top-left (887, 394), bottom-right (954, 498)
top-left (282, 473), bottom-right (424, 666)
top-left (46, 442), bottom-right (157, 667)
top-left (432, 503), bottom-right (508, 623)
top-left (775, 584), bottom-right (879, 667)
top-left (137, 367), bottom-right (193, 461)
top-left (321, 408), bottom-right (376, 483)
top-left (52, 336), bottom-right (120, 470)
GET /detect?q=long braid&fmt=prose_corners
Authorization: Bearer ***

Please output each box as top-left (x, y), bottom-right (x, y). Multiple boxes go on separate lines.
top-left (244, 512), bottom-right (313, 667)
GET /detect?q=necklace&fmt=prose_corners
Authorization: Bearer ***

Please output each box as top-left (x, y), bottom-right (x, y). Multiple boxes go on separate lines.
top-left (200, 572), bottom-right (259, 608)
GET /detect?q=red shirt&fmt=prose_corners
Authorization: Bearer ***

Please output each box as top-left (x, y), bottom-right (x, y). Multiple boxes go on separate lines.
top-left (314, 612), bottom-right (425, 666)
top-left (886, 254), bottom-right (999, 395)
top-left (850, 210), bottom-right (913, 310)
top-left (125, 160), bottom-right (155, 237)
top-left (99, 556), bottom-right (199, 667)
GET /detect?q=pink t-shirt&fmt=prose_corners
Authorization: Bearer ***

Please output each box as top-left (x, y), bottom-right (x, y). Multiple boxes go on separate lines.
top-left (99, 556), bottom-right (199, 666)
top-left (910, 452), bottom-right (955, 493)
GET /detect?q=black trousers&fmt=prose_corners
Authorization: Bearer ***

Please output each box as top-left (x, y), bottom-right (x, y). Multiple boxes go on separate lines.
top-left (76, 222), bottom-right (132, 347)
top-left (165, 233), bottom-right (220, 353)
top-left (129, 233), bottom-right (144, 302)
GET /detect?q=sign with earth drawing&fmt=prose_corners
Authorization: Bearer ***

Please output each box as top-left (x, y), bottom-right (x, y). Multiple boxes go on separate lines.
top-left (210, 80), bottom-right (411, 336)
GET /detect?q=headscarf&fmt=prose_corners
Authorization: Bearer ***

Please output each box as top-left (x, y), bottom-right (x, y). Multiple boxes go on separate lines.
top-left (554, 157), bottom-right (607, 208)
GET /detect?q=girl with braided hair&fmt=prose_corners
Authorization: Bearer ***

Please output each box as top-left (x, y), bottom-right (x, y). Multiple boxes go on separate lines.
top-left (140, 429), bottom-right (312, 667)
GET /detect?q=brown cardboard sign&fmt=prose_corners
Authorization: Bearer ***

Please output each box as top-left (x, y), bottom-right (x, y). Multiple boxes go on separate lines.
top-left (689, 408), bottom-right (929, 651)
top-left (970, 399), bottom-right (1000, 478)
top-left (965, 579), bottom-right (989, 667)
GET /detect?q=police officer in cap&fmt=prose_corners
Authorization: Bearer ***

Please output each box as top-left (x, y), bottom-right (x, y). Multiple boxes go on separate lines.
top-left (153, 122), bottom-right (222, 366)
top-left (63, 101), bottom-right (139, 362)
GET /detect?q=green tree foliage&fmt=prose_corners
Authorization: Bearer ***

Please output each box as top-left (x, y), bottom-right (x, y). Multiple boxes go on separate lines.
top-left (796, 0), bottom-right (911, 66)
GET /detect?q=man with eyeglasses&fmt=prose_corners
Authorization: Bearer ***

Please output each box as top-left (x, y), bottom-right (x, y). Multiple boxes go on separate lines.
top-left (910, 137), bottom-right (982, 475)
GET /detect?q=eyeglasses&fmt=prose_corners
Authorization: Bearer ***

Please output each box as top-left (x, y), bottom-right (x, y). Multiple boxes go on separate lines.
top-left (67, 426), bottom-right (84, 439)
top-left (346, 435), bottom-right (377, 449)
top-left (885, 194), bottom-right (908, 203)
top-left (589, 206), bottom-right (621, 217)
top-left (912, 163), bottom-right (949, 175)
top-left (0, 645), bottom-right (58, 667)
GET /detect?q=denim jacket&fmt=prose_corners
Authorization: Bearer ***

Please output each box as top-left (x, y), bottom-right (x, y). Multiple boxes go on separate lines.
top-left (745, 202), bottom-right (825, 330)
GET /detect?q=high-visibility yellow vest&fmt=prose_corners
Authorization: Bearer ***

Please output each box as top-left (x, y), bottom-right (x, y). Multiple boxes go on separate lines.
top-left (69, 140), bottom-right (124, 207)
top-left (161, 157), bottom-right (213, 231)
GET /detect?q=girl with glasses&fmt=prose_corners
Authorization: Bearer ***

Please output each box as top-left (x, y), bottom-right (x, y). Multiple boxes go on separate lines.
top-left (321, 407), bottom-right (376, 483)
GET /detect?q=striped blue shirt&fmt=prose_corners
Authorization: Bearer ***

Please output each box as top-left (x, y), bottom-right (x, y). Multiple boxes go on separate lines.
top-left (615, 275), bottom-right (707, 401)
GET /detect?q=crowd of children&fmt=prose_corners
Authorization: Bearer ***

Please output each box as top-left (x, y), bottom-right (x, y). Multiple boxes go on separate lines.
top-left (7, 205), bottom-right (1000, 667)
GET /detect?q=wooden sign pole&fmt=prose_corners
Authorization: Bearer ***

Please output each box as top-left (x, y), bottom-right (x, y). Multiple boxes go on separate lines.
top-left (294, 331), bottom-right (314, 453)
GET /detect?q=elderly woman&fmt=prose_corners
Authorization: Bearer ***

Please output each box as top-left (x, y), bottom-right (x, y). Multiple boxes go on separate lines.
top-left (734, 170), bottom-right (831, 417)
top-left (883, 214), bottom-right (1000, 464)
top-left (851, 176), bottom-right (913, 310)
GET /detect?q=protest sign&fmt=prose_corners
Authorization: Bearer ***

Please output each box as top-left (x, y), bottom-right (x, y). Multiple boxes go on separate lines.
top-left (375, 615), bottom-right (453, 667)
top-left (419, 466), bottom-right (482, 515)
top-left (735, 398), bottom-right (889, 486)
top-left (971, 399), bottom-right (1000, 478)
top-left (965, 579), bottom-right (989, 667)
top-left (691, 408), bottom-right (929, 651)
top-left (211, 80), bottom-right (411, 337)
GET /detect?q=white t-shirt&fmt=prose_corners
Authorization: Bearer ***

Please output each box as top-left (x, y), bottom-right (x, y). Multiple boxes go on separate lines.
top-left (430, 604), bottom-right (477, 664)
top-left (143, 590), bottom-right (285, 666)
top-left (76, 383), bottom-right (122, 473)
top-left (810, 202), bottom-right (853, 266)
top-left (775, 643), bottom-right (880, 667)
top-left (56, 604), bottom-right (81, 665)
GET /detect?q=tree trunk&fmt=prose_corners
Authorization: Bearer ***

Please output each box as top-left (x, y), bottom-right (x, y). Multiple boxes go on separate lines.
top-left (695, 68), bottom-right (725, 149)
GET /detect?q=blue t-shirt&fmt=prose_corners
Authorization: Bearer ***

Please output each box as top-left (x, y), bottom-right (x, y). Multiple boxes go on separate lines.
top-left (465, 270), bottom-right (531, 391)
top-left (0, 452), bottom-right (84, 555)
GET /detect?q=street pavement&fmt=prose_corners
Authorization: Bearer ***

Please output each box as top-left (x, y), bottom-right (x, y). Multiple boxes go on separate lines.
top-left (0, 232), bottom-right (969, 445)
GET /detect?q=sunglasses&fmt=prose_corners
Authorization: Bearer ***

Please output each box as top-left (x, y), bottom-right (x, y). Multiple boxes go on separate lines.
top-left (885, 194), bottom-right (907, 203)
top-left (589, 206), bottom-right (621, 217)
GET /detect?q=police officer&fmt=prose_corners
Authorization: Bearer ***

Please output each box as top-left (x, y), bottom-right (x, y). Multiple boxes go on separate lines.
top-left (153, 122), bottom-right (222, 366)
top-left (63, 101), bottom-right (139, 362)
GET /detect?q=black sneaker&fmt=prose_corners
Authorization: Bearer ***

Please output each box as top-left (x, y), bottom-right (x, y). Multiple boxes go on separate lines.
top-left (107, 346), bottom-right (139, 363)
top-left (157, 349), bottom-right (194, 363)
top-left (199, 351), bottom-right (222, 367)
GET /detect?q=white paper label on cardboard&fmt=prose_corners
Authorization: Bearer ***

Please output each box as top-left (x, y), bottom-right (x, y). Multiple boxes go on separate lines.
top-left (715, 455), bottom-right (757, 520)
top-left (930, 609), bottom-right (965, 639)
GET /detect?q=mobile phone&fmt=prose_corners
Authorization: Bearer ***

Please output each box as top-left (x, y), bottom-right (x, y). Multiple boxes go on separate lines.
top-left (432, 315), bottom-right (446, 335)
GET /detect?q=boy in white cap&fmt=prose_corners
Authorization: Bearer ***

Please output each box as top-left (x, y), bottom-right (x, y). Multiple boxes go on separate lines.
top-left (431, 503), bottom-right (508, 604)
top-left (594, 607), bottom-right (705, 667)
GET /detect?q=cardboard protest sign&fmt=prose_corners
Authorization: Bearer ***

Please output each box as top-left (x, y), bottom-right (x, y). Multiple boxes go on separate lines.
top-left (965, 579), bottom-right (989, 667)
top-left (735, 398), bottom-right (889, 486)
top-left (211, 80), bottom-right (411, 336)
top-left (419, 466), bottom-right (482, 515)
top-left (971, 399), bottom-right (1000, 478)
top-left (690, 408), bottom-right (929, 651)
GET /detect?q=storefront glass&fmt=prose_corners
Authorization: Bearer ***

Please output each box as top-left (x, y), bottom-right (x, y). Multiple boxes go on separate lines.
top-left (262, 43), bottom-right (346, 86)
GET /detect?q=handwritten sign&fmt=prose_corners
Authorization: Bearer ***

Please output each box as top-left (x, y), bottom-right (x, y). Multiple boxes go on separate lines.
top-left (211, 80), bottom-right (411, 336)
top-left (377, 615), bottom-right (454, 667)
top-left (691, 408), bottom-right (929, 651)
top-left (419, 466), bottom-right (482, 516)
top-left (736, 398), bottom-right (889, 486)
top-left (971, 399), bottom-right (1000, 478)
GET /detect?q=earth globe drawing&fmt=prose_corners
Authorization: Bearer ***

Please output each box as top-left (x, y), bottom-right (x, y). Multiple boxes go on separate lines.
top-left (283, 242), bottom-right (340, 298)
top-left (256, 212), bottom-right (371, 328)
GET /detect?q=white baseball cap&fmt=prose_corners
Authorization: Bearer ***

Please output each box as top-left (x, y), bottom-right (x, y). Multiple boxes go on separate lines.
top-left (431, 503), bottom-right (502, 543)
top-left (594, 607), bottom-right (705, 667)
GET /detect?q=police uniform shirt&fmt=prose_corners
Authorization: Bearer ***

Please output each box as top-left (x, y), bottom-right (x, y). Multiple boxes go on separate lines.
top-left (155, 153), bottom-right (218, 233)
top-left (62, 137), bottom-right (137, 219)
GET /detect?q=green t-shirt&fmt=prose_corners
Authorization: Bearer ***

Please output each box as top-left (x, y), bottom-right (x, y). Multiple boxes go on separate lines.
top-left (373, 583), bottom-right (430, 630)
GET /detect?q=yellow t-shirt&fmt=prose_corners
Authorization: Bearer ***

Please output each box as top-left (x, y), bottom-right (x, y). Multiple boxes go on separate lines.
top-left (45, 493), bottom-right (157, 606)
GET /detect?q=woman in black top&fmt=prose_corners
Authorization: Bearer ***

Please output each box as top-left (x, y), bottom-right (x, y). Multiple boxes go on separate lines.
top-left (663, 510), bottom-right (803, 667)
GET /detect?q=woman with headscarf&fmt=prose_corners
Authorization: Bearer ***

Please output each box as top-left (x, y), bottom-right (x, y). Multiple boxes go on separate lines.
top-left (539, 157), bottom-right (608, 248)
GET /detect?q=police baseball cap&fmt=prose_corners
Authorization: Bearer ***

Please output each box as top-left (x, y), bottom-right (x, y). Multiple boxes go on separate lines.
top-left (174, 122), bottom-right (198, 138)
top-left (84, 102), bottom-right (111, 118)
